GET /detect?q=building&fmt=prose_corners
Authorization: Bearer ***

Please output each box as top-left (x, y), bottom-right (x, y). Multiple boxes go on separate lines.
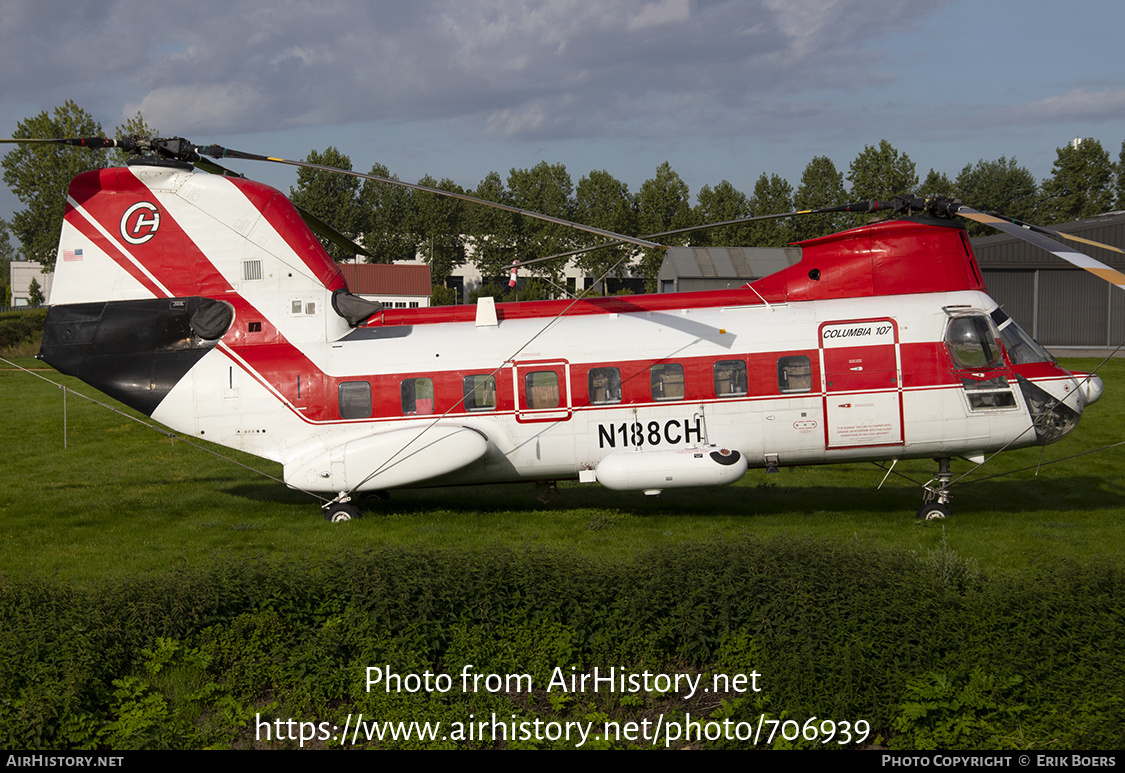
top-left (655, 247), bottom-right (802, 293)
top-left (337, 263), bottom-right (432, 308)
top-left (8, 261), bottom-right (53, 306)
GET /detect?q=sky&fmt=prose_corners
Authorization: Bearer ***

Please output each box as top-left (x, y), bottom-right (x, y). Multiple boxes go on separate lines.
top-left (2, 0), bottom-right (1123, 226)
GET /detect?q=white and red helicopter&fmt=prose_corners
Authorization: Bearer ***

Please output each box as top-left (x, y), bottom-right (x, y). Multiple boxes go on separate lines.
top-left (12, 136), bottom-right (1121, 521)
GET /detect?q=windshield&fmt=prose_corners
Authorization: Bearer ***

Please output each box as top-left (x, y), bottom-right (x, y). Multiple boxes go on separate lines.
top-left (990, 308), bottom-right (1055, 365)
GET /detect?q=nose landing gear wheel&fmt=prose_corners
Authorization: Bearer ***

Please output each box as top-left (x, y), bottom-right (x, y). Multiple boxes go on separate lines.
top-left (916, 502), bottom-right (951, 521)
top-left (324, 503), bottom-right (361, 522)
top-left (916, 457), bottom-right (953, 521)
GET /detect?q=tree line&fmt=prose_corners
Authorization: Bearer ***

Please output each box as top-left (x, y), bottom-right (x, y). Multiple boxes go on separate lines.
top-left (288, 136), bottom-right (1125, 293)
top-left (4, 102), bottom-right (1125, 296)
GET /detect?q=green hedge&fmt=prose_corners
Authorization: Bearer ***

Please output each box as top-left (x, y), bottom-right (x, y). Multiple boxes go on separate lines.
top-left (0, 308), bottom-right (47, 350)
top-left (1, 538), bottom-right (1121, 749)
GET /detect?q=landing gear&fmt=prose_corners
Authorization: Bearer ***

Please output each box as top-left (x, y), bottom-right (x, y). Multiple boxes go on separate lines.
top-left (324, 502), bottom-right (361, 522)
top-left (535, 480), bottom-right (559, 504)
top-left (917, 457), bottom-right (952, 521)
top-left (916, 502), bottom-right (951, 521)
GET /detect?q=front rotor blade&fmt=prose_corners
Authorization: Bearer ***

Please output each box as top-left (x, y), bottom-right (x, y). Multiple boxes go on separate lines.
top-left (499, 202), bottom-right (885, 272)
top-left (966, 210), bottom-right (1124, 256)
top-left (955, 205), bottom-right (1125, 288)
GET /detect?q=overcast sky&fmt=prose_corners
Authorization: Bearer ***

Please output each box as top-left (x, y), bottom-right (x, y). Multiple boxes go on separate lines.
top-left (2, 0), bottom-right (1123, 225)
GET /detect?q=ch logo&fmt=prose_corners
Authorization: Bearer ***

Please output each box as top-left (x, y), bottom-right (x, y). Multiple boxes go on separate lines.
top-left (120, 202), bottom-right (161, 244)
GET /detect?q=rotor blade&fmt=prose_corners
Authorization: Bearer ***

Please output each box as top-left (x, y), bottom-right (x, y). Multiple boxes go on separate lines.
top-left (188, 155), bottom-right (374, 259)
top-left (965, 211), bottom-right (1124, 256)
top-left (0, 137), bottom-right (134, 151)
top-left (192, 157), bottom-right (244, 178)
top-left (293, 205), bottom-right (375, 260)
top-left (193, 144), bottom-right (667, 253)
top-left (953, 204), bottom-right (1125, 288)
top-left (500, 202), bottom-right (884, 272)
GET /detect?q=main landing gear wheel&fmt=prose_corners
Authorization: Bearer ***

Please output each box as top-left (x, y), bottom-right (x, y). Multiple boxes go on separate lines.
top-left (324, 503), bottom-right (361, 522)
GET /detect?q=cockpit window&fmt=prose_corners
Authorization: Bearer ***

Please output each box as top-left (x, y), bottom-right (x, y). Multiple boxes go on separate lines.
top-left (989, 308), bottom-right (1055, 365)
top-left (945, 313), bottom-right (1004, 370)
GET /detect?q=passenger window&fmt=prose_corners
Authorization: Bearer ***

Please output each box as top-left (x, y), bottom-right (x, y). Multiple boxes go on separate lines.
top-left (339, 381), bottom-right (372, 419)
top-left (401, 377), bottom-right (435, 415)
top-left (651, 363), bottom-right (685, 401)
top-left (524, 371), bottom-right (560, 409)
top-left (714, 360), bottom-right (748, 397)
top-left (778, 356), bottom-right (812, 393)
top-left (463, 374), bottom-right (496, 411)
top-left (588, 367), bottom-right (621, 405)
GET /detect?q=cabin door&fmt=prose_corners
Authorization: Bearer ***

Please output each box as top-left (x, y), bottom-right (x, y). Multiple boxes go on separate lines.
top-left (513, 360), bottom-right (572, 423)
top-left (819, 319), bottom-right (904, 449)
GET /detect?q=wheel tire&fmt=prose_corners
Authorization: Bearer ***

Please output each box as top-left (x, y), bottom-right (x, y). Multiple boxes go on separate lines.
top-left (916, 503), bottom-right (951, 521)
top-left (324, 503), bottom-right (361, 522)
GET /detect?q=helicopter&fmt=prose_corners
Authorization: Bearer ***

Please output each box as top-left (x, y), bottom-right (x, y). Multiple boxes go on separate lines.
top-left (8, 135), bottom-right (1120, 521)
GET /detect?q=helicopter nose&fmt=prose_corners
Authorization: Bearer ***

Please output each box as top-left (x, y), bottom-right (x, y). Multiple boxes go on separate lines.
top-left (1074, 372), bottom-right (1104, 406)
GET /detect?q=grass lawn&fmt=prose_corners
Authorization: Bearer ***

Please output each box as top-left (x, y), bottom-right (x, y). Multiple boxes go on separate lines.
top-left (2, 356), bottom-right (1122, 584)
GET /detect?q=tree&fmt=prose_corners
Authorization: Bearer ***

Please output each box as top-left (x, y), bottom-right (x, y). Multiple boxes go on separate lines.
top-left (921, 168), bottom-right (953, 196)
top-left (793, 155), bottom-right (849, 241)
top-left (636, 162), bottom-right (693, 290)
top-left (288, 147), bottom-right (361, 261)
top-left (1041, 138), bottom-right (1114, 224)
top-left (412, 175), bottom-right (465, 282)
top-left (465, 171), bottom-right (517, 282)
top-left (357, 163), bottom-right (417, 263)
top-left (746, 173), bottom-right (795, 247)
top-left (506, 162), bottom-right (576, 285)
top-left (574, 169), bottom-right (636, 284)
top-left (954, 157), bottom-right (1040, 235)
top-left (1117, 139), bottom-right (1125, 211)
top-left (112, 111), bottom-right (158, 166)
top-left (2, 101), bottom-right (104, 268)
top-left (693, 181), bottom-right (750, 247)
top-left (847, 140), bottom-right (918, 202)
top-left (0, 219), bottom-right (15, 305)
top-left (27, 276), bottom-right (44, 307)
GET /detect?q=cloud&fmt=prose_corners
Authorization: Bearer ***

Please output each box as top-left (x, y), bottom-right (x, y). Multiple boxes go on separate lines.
top-left (0, 0), bottom-right (943, 142)
top-left (1000, 87), bottom-right (1125, 125)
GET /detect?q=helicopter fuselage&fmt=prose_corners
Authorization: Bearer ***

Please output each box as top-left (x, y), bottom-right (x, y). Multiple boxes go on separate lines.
top-left (39, 162), bottom-right (1096, 504)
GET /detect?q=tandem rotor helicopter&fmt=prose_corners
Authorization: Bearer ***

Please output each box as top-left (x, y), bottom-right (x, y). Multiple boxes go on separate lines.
top-left (4, 135), bottom-right (1121, 521)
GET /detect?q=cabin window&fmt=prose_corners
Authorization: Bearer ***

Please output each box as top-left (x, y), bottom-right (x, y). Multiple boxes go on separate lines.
top-left (401, 377), bottom-right (435, 415)
top-left (463, 374), bottom-right (496, 412)
top-left (945, 314), bottom-right (1003, 370)
top-left (651, 363), bottom-right (685, 401)
top-left (339, 381), bottom-right (372, 419)
top-left (291, 300), bottom-right (303, 314)
top-left (961, 376), bottom-right (1018, 411)
top-left (778, 356), bottom-right (812, 393)
top-left (524, 371), bottom-right (560, 409)
top-left (588, 367), bottom-right (622, 405)
top-left (714, 360), bottom-right (748, 397)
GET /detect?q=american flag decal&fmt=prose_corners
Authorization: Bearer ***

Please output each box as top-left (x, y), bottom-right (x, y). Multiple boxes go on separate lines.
top-left (62, 248), bottom-right (84, 262)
